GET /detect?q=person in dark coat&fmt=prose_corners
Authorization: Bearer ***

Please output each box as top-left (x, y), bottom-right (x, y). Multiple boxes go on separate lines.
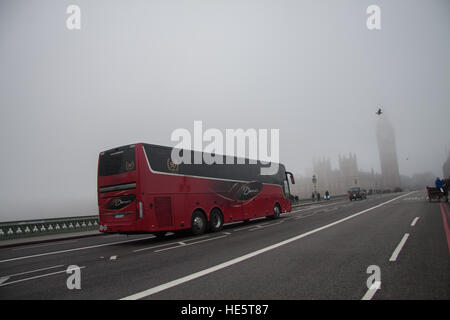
top-left (435, 177), bottom-right (443, 188)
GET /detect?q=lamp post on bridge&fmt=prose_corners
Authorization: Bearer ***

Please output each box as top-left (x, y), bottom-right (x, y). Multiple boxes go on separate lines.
top-left (312, 174), bottom-right (317, 201)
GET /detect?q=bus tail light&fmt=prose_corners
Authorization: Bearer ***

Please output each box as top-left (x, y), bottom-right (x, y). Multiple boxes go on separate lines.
top-left (138, 201), bottom-right (143, 219)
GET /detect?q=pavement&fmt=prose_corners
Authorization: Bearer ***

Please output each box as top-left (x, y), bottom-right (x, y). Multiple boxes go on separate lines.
top-left (0, 191), bottom-right (448, 300)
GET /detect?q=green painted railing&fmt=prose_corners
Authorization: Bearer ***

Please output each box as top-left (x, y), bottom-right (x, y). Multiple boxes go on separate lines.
top-left (0, 215), bottom-right (99, 241)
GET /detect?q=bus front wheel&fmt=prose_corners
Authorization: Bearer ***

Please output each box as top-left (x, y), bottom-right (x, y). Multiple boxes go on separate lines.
top-left (268, 204), bottom-right (281, 219)
top-left (191, 210), bottom-right (207, 235)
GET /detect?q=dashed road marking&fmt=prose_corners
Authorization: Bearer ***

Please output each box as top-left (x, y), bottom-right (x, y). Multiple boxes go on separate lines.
top-left (0, 277), bottom-right (9, 285)
top-left (249, 221), bottom-right (284, 231)
top-left (154, 235), bottom-right (228, 253)
top-left (133, 236), bottom-right (210, 253)
top-left (411, 217), bottom-right (420, 226)
top-left (389, 233), bottom-right (409, 262)
top-left (361, 281), bottom-right (381, 300)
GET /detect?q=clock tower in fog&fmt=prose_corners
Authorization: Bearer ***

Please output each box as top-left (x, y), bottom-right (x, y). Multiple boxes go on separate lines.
top-left (376, 116), bottom-right (401, 190)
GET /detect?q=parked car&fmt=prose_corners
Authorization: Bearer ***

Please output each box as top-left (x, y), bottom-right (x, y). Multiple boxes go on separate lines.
top-left (348, 187), bottom-right (367, 201)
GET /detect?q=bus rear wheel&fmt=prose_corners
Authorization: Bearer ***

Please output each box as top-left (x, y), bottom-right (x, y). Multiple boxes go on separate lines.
top-left (208, 209), bottom-right (224, 232)
top-left (191, 210), bottom-right (207, 235)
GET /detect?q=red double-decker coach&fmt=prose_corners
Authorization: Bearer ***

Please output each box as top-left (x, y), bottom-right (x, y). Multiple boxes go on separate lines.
top-left (97, 143), bottom-right (295, 237)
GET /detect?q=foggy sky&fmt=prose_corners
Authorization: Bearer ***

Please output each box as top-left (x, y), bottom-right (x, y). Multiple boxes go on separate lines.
top-left (1, 0), bottom-right (449, 221)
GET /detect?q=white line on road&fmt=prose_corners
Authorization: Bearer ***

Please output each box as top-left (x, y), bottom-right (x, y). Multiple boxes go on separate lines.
top-left (154, 235), bottom-right (228, 253)
top-left (2, 264), bottom-right (64, 278)
top-left (0, 236), bottom-right (156, 264)
top-left (249, 221), bottom-right (284, 231)
top-left (11, 240), bottom-right (79, 251)
top-left (0, 266), bottom-right (86, 287)
top-left (361, 281), bottom-right (381, 300)
top-left (389, 233), bottom-right (410, 262)
top-left (133, 236), bottom-right (210, 253)
top-left (411, 217), bottom-right (420, 226)
top-left (294, 213), bottom-right (318, 220)
top-left (233, 224), bottom-right (262, 232)
top-left (121, 192), bottom-right (415, 300)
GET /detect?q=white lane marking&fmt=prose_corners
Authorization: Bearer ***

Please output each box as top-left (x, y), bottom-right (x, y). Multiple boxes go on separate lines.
top-left (110, 255), bottom-right (117, 260)
top-left (389, 233), bottom-right (410, 262)
top-left (253, 222), bottom-right (271, 227)
top-left (0, 236), bottom-right (156, 264)
top-left (0, 277), bottom-right (9, 285)
top-left (233, 220), bottom-right (283, 232)
top-left (154, 235), bottom-right (228, 253)
top-left (233, 224), bottom-right (262, 232)
top-left (2, 264), bottom-right (64, 278)
top-left (11, 240), bottom-right (79, 251)
top-left (121, 192), bottom-right (414, 300)
top-left (133, 241), bottom-right (181, 253)
top-left (249, 221), bottom-right (284, 231)
top-left (361, 281), bottom-right (381, 300)
top-left (0, 266), bottom-right (86, 287)
top-left (294, 212), bottom-right (320, 220)
top-left (133, 236), bottom-right (210, 253)
top-left (221, 232), bottom-right (231, 235)
top-left (411, 217), bottom-right (420, 226)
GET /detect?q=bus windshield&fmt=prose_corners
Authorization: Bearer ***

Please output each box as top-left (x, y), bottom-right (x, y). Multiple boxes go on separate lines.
top-left (99, 146), bottom-right (136, 177)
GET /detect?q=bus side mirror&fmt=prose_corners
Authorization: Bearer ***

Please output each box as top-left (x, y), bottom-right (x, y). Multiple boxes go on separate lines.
top-left (286, 172), bottom-right (295, 184)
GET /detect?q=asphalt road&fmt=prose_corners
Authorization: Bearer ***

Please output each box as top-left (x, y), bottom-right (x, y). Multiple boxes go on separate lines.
top-left (0, 191), bottom-right (448, 300)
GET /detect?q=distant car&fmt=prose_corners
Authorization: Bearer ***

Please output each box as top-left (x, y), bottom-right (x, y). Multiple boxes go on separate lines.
top-left (348, 187), bottom-right (367, 201)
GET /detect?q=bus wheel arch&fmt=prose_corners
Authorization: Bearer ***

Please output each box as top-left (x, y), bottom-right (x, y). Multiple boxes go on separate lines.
top-left (208, 207), bottom-right (224, 232)
top-left (190, 209), bottom-right (207, 235)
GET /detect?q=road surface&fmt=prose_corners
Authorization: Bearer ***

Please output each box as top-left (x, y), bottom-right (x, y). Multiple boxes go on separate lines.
top-left (0, 191), bottom-right (448, 300)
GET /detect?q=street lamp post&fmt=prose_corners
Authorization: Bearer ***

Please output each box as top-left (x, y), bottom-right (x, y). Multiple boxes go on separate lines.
top-left (312, 174), bottom-right (317, 201)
